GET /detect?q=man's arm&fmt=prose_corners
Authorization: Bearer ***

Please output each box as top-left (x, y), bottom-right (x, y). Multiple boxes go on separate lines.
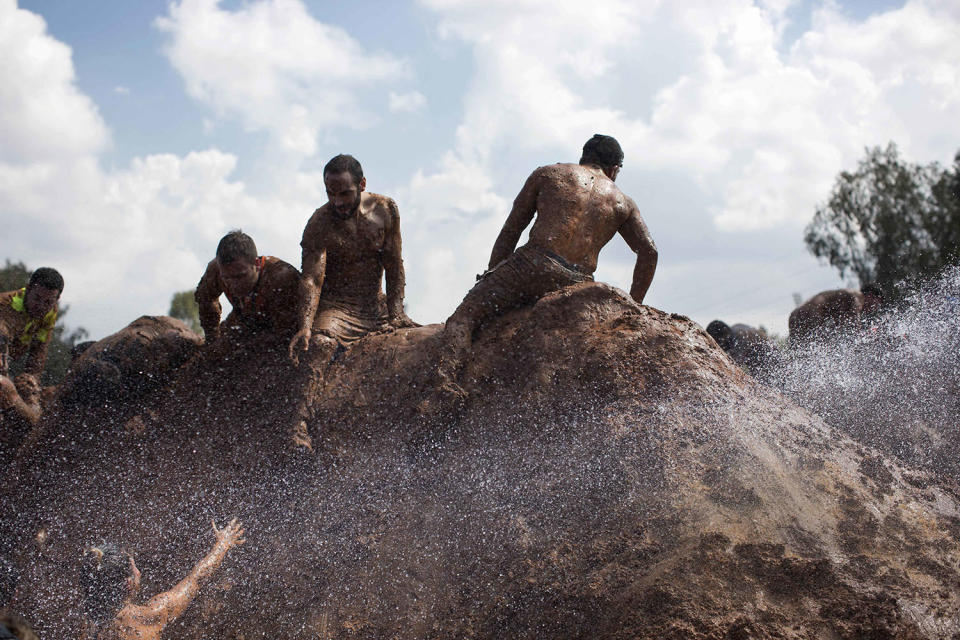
top-left (487, 169), bottom-right (541, 269)
top-left (382, 200), bottom-right (417, 328)
top-left (288, 246), bottom-right (327, 363)
top-left (0, 376), bottom-right (40, 426)
top-left (195, 260), bottom-right (225, 342)
top-left (617, 198), bottom-right (658, 304)
top-left (128, 519), bottom-right (245, 631)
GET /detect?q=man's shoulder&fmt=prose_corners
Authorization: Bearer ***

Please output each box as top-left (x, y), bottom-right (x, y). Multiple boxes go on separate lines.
top-left (262, 256), bottom-right (299, 277)
top-left (366, 192), bottom-right (398, 213)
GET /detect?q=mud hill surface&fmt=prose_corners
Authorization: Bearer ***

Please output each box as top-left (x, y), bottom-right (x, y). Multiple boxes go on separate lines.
top-left (6, 283), bottom-right (960, 639)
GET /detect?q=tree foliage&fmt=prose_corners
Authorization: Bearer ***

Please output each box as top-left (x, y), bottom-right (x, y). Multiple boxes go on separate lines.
top-left (804, 143), bottom-right (960, 300)
top-left (2, 259), bottom-right (89, 385)
top-left (168, 289), bottom-right (203, 335)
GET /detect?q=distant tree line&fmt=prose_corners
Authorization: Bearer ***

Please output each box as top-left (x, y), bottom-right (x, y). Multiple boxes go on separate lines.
top-left (1, 259), bottom-right (88, 385)
top-left (805, 143), bottom-right (960, 301)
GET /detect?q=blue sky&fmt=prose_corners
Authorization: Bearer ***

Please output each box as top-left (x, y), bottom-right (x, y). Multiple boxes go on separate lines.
top-left (4, 0), bottom-right (959, 339)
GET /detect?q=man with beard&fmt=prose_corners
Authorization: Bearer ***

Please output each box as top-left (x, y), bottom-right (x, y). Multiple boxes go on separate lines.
top-left (288, 154), bottom-right (417, 364)
top-left (287, 154), bottom-right (417, 449)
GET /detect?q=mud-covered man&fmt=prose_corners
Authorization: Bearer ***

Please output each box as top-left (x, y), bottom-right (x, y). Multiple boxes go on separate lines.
top-left (195, 230), bottom-right (300, 344)
top-left (0, 268), bottom-right (63, 380)
top-left (288, 154), bottom-right (416, 365)
top-left (788, 285), bottom-right (883, 345)
top-left (436, 134), bottom-right (658, 397)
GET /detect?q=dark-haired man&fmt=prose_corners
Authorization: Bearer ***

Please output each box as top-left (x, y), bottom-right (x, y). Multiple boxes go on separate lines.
top-left (195, 230), bottom-right (301, 343)
top-left (0, 267), bottom-right (63, 379)
top-left (288, 154), bottom-right (416, 364)
top-left (788, 284), bottom-right (884, 345)
top-left (434, 134), bottom-right (658, 397)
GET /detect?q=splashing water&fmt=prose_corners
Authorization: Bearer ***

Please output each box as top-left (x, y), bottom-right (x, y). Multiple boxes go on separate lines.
top-left (766, 266), bottom-right (960, 477)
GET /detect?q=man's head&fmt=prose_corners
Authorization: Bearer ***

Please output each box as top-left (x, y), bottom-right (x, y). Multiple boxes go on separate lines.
top-left (215, 230), bottom-right (260, 299)
top-left (580, 134), bottom-right (624, 181)
top-left (861, 283), bottom-right (883, 314)
top-left (24, 268), bottom-right (62, 319)
top-left (323, 154), bottom-right (366, 220)
top-left (706, 320), bottom-right (734, 350)
top-left (80, 545), bottom-right (140, 624)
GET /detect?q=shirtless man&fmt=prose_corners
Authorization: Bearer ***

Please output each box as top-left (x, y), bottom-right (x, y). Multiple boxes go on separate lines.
top-left (195, 230), bottom-right (300, 344)
top-left (80, 518), bottom-right (244, 640)
top-left (288, 154), bottom-right (416, 365)
top-left (436, 134), bottom-right (658, 394)
top-left (788, 284), bottom-right (883, 345)
top-left (0, 268), bottom-right (63, 379)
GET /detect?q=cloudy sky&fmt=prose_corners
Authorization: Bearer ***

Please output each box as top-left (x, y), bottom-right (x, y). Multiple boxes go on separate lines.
top-left (3, 0), bottom-right (959, 340)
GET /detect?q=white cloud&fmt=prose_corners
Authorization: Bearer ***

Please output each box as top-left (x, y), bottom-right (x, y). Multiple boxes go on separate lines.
top-left (0, 1), bottom-right (109, 163)
top-left (113, 85), bottom-right (130, 95)
top-left (155, 0), bottom-right (411, 157)
top-left (388, 90), bottom-right (427, 113)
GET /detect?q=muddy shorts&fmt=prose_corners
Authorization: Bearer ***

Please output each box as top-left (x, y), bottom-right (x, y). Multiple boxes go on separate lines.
top-left (313, 294), bottom-right (390, 346)
top-left (449, 243), bottom-right (593, 328)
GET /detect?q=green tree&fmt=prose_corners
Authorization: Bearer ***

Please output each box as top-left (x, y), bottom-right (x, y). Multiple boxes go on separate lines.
top-left (2, 259), bottom-right (89, 385)
top-left (168, 289), bottom-right (203, 335)
top-left (804, 143), bottom-right (960, 300)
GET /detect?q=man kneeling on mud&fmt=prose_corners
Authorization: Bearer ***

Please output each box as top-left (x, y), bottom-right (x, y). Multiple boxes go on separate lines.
top-left (80, 518), bottom-right (244, 640)
top-left (433, 134), bottom-right (658, 403)
top-left (195, 230), bottom-right (300, 346)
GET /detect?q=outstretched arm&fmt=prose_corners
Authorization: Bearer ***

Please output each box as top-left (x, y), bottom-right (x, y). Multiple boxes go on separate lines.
top-left (617, 199), bottom-right (658, 304)
top-left (288, 247), bottom-right (327, 363)
top-left (134, 518), bottom-right (245, 630)
top-left (487, 169), bottom-right (541, 269)
top-left (383, 201), bottom-right (417, 328)
top-left (195, 260), bottom-right (225, 342)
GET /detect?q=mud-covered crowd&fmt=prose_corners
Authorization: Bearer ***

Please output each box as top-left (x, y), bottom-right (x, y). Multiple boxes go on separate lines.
top-left (1, 134), bottom-right (884, 639)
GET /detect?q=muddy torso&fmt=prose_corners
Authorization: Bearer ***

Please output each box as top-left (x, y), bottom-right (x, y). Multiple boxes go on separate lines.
top-left (790, 289), bottom-right (865, 340)
top-left (301, 193), bottom-right (394, 305)
top-left (526, 164), bottom-right (631, 272)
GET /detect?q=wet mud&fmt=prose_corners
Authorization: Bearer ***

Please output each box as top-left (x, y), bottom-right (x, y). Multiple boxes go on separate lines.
top-left (3, 283), bottom-right (960, 638)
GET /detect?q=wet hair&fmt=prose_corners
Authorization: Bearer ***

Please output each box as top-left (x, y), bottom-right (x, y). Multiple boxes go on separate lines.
top-left (216, 230), bottom-right (258, 266)
top-left (80, 545), bottom-right (131, 625)
top-left (579, 134), bottom-right (624, 169)
top-left (323, 154), bottom-right (364, 185)
top-left (27, 268), bottom-right (63, 294)
top-left (861, 283), bottom-right (883, 300)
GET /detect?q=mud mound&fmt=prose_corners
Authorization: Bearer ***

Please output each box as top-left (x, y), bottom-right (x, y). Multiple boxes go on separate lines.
top-left (56, 315), bottom-right (202, 407)
top-left (6, 283), bottom-right (960, 639)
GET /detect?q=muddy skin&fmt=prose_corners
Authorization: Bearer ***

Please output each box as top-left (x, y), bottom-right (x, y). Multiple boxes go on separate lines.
top-left (86, 519), bottom-right (244, 640)
top-left (435, 158), bottom-right (658, 403)
top-left (195, 256), bottom-right (301, 343)
top-left (0, 287), bottom-right (60, 378)
top-left (788, 288), bottom-right (881, 345)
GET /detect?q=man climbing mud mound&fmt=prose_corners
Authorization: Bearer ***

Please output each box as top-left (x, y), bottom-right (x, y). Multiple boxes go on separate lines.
top-left (788, 284), bottom-right (883, 345)
top-left (8, 283), bottom-right (960, 638)
top-left (57, 315), bottom-right (201, 406)
top-left (432, 134), bottom-right (657, 405)
top-left (706, 320), bottom-right (774, 375)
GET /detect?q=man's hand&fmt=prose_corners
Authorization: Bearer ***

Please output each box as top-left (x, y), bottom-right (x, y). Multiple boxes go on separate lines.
top-left (288, 328), bottom-right (311, 365)
top-left (211, 518), bottom-right (246, 550)
top-left (388, 312), bottom-right (419, 330)
top-left (0, 375), bottom-right (17, 408)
